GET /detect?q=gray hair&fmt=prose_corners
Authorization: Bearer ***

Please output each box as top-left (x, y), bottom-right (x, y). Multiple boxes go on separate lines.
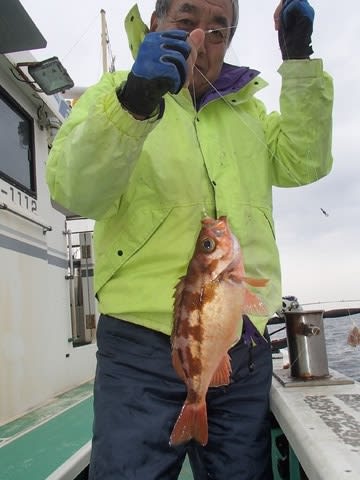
top-left (154, 0), bottom-right (239, 41)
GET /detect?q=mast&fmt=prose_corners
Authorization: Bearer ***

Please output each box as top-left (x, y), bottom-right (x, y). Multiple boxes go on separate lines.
top-left (100, 9), bottom-right (107, 73)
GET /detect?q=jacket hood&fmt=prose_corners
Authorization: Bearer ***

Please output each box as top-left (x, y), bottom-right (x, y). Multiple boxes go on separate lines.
top-left (124, 4), bottom-right (149, 61)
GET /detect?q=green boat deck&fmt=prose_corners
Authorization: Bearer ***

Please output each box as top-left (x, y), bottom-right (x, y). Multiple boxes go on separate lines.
top-left (5, 359), bottom-right (355, 478)
top-left (0, 382), bottom-right (93, 480)
top-left (0, 381), bottom-right (194, 480)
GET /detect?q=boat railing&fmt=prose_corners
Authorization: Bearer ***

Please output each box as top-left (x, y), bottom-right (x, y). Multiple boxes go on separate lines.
top-left (0, 201), bottom-right (52, 234)
top-left (64, 226), bottom-right (97, 347)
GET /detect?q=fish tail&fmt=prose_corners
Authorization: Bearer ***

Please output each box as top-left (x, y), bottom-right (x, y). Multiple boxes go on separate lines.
top-left (170, 400), bottom-right (208, 446)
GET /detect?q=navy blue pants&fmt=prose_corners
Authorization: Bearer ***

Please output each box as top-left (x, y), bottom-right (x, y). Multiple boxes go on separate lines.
top-left (89, 315), bottom-right (273, 479)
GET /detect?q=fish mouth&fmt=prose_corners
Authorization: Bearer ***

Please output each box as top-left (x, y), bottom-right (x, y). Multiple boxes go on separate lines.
top-left (201, 216), bottom-right (229, 236)
top-left (201, 216), bottom-right (217, 227)
top-left (201, 216), bottom-right (228, 227)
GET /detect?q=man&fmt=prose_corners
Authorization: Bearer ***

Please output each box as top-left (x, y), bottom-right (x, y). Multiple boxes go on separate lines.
top-left (46, 0), bottom-right (333, 478)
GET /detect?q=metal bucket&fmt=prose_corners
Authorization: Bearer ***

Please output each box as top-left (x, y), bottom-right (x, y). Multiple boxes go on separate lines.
top-left (284, 310), bottom-right (330, 379)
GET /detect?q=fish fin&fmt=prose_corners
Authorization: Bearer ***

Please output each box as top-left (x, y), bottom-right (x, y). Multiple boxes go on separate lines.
top-left (243, 277), bottom-right (269, 287)
top-left (172, 348), bottom-right (186, 382)
top-left (171, 277), bottom-right (186, 344)
top-left (242, 287), bottom-right (269, 316)
top-left (209, 354), bottom-right (231, 387)
top-left (170, 401), bottom-right (208, 446)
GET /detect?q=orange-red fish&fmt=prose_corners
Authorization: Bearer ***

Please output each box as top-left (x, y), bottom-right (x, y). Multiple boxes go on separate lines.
top-left (170, 216), bottom-right (268, 446)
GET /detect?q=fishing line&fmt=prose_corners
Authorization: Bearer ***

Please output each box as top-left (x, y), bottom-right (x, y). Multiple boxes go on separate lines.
top-left (192, 65), bottom-right (303, 187)
top-left (203, 25), bottom-right (238, 36)
top-left (187, 25), bottom-right (238, 37)
top-left (287, 344), bottom-right (310, 373)
top-left (269, 325), bottom-right (286, 336)
top-left (61, 14), bottom-right (99, 62)
top-left (188, 25), bottom-right (333, 321)
top-left (205, 26), bottom-right (238, 33)
top-left (192, 20), bottom-right (329, 190)
top-left (189, 23), bottom-right (316, 187)
top-left (302, 299), bottom-right (360, 306)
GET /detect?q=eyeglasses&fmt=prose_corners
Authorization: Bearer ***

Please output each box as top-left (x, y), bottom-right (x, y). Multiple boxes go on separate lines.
top-left (203, 28), bottom-right (229, 44)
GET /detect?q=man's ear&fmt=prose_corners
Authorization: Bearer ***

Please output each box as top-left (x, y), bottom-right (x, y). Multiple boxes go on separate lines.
top-left (150, 12), bottom-right (158, 32)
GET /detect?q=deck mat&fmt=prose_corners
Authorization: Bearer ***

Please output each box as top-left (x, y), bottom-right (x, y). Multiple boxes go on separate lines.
top-left (179, 457), bottom-right (195, 479)
top-left (0, 381), bottom-right (93, 442)
top-left (0, 376), bottom-right (195, 480)
top-left (0, 397), bottom-right (93, 480)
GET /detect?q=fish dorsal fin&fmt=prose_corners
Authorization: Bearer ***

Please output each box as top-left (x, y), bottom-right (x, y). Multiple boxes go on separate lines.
top-left (171, 277), bottom-right (186, 344)
top-left (209, 354), bottom-right (232, 387)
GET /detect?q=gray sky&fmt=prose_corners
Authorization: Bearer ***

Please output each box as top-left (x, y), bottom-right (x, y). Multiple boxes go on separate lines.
top-left (20, 0), bottom-right (360, 310)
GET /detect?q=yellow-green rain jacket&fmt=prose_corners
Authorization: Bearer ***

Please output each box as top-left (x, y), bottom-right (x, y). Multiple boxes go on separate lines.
top-left (46, 6), bottom-right (333, 336)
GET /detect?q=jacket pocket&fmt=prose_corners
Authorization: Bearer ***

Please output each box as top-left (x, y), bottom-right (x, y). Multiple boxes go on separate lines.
top-left (94, 206), bottom-right (172, 293)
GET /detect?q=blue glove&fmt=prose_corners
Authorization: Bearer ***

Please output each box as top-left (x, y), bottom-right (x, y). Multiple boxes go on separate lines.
top-left (278, 0), bottom-right (315, 60)
top-left (117, 30), bottom-right (191, 117)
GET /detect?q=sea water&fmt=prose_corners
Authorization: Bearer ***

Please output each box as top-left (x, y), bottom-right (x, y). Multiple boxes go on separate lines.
top-left (324, 314), bottom-right (360, 381)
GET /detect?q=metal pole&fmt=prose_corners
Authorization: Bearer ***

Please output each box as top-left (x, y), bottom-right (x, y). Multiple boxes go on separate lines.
top-left (65, 228), bottom-right (78, 342)
top-left (100, 9), bottom-right (108, 74)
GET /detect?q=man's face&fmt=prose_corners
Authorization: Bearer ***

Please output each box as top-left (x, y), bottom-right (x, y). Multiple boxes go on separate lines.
top-left (151, 0), bottom-right (233, 98)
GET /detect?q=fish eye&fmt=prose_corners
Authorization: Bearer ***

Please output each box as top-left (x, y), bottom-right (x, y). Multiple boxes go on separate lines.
top-left (201, 237), bottom-right (216, 253)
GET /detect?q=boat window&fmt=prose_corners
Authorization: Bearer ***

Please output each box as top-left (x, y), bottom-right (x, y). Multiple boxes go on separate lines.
top-left (0, 86), bottom-right (36, 196)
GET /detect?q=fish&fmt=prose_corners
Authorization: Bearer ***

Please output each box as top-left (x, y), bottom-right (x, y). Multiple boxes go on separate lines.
top-left (347, 325), bottom-right (360, 347)
top-left (169, 216), bottom-right (269, 446)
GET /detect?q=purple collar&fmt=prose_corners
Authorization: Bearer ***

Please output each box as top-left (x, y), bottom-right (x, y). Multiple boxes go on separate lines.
top-left (196, 63), bottom-right (260, 110)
